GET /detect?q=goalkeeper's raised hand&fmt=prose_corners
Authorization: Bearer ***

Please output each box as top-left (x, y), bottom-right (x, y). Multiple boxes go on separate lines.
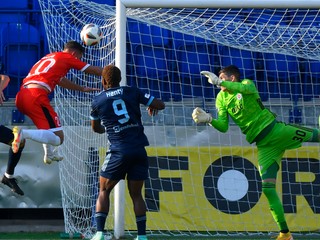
top-left (201, 71), bottom-right (222, 86)
top-left (192, 107), bottom-right (212, 124)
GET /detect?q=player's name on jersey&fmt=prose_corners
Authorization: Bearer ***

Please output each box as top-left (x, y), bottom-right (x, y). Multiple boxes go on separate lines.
top-left (106, 88), bottom-right (123, 97)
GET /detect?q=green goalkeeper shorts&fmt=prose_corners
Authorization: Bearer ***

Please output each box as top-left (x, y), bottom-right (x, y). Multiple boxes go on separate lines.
top-left (256, 121), bottom-right (316, 176)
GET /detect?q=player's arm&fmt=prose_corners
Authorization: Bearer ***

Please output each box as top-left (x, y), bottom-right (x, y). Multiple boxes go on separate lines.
top-left (212, 95), bottom-right (229, 132)
top-left (201, 71), bottom-right (257, 94)
top-left (147, 98), bottom-right (165, 116)
top-left (91, 119), bottom-right (105, 134)
top-left (90, 101), bottom-right (105, 134)
top-left (220, 79), bottom-right (257, 94)
top-left (210, 108), bottom-right (229, 132)
top-left (0, 74), bottom-right (10, 90)
top-left (84, 65), bottom-right (103, 76)
top-left (192, 94), bottom-right (229, 132)
top-left (58, 77), bottom-right (100, 92)
top-left (0, 74), bottom-right (10, 105)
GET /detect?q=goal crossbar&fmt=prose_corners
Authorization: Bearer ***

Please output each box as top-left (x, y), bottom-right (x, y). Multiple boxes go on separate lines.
top-left (121, 0), bottom-right (320, 8)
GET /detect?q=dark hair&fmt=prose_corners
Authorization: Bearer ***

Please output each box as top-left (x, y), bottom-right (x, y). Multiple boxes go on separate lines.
top-left (102, 65), bottom-right (121, 89)
top-left (64, 41), bottom-right (85, 54)
top-left (219, 65), bottom-right (241, 81)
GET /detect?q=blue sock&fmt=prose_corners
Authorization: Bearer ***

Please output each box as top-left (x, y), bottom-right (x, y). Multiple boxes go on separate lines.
top-left (136, 215), bottom-right (146, 236)
top-left (95, 212), bottom-right (107, 232)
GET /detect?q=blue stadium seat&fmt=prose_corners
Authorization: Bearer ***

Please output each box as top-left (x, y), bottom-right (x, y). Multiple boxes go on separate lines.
top-left (130, 44), bottom-right (171, 100)
top-left (89, 0), bottom-right (115, 5)
top-left (1, 23), bottom-right (40, 98)
top-left (262, 53), bottom-right (301, 101)
top-left (0, 13), bottom-right (28, 24)
top-left (5, 44), bottom-right (39, 76)
top-left (173, 32), bottom-right (218, 100)
top-left (254, 53), bottom-right (268, 101)
top-left (127, 20), bottom-right (171, 100)
top-left (287, 11), bottom-right (320, 53)
top-left (245, 9), bottom-right (289, 25)
top-left (127, 20), bottom-right (170, 46)
top-left (211, 9), bottom-right (245, 29)
top-left (287, 10), bottom-right (320, 28)
top-left (218, 46), bottom-right (271, 100)
top-left (218, 46), bottom-right (257, 80)
top-left (301, 59), bottom-right (320, 101)
top-left (176, 43), bottom-right (217, 100)
top-left (0, 0), bottom-right (28, 9)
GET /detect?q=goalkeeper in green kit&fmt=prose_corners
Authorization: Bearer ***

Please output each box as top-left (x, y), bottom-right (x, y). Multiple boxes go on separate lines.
top-left (192, 65), bottom-right (319, 240)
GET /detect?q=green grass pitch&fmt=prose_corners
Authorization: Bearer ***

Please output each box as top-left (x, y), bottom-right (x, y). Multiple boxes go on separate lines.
top-left (0, 232), bottom-right (320, 240)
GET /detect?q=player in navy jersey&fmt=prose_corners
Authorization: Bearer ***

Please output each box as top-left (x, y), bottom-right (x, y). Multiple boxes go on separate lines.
top-left (90, 65), bottom-right (165, 240)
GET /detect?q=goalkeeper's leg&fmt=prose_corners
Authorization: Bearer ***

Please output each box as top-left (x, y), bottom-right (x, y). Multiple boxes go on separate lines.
top-left (261, 163), bottom-right (292, 238)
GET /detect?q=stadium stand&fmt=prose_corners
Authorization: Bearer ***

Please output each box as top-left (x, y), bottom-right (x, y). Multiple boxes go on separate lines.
top-left (0, 0), bottom-right (43, 99)
top-left (0, 0), bottom-right (314, 104)
top-left (1, 23), bottom-right (40, 98)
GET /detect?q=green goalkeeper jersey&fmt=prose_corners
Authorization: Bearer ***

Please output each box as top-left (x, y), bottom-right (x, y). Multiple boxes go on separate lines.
top-left (210, 79), bottom-right (276, 143)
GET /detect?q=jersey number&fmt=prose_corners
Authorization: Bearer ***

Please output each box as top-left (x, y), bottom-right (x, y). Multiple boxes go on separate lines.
top-left (27, 58), bottom-right (56, 77)
top-left (292, 129), bottom-right (306, 143)
top-left (113, 99), bottom-right (129, 124)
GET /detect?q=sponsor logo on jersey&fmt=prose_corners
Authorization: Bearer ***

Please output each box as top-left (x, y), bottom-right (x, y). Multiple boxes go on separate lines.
top-left (145, 93), bottom-right (150, 99)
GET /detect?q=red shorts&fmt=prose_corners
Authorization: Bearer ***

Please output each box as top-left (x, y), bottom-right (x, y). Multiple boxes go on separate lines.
top-left (15, 87), bottom-right (61, 130)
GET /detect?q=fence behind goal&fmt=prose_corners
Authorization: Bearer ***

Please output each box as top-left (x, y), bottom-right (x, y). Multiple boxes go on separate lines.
top-left (38, 0), bottom-right (320, 238)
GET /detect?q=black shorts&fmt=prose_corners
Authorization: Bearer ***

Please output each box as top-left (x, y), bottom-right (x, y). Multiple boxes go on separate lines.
top-left (0, 125), bottom-right (14, 145)
top-left (100, 147), bottom-right (149, 180)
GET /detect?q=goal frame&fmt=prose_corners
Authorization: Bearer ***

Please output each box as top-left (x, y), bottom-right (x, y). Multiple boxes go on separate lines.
top-left (114, 0), bottom-right (320, 238)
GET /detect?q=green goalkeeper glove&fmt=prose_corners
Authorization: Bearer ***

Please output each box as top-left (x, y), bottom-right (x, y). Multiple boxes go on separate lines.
top-left (201, 71), bottom-right (222, 86)
top-left (192, 107), bottom-right (212, 124)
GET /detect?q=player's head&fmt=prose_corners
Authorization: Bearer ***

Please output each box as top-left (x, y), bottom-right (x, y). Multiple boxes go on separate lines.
top-left (218, 65), bottom-right (241, 92)
top-left (102, 65), bottom-right (121, 90)
top-left (64, 41), bottom-right (85, 59)
top-left (218, 65), bottom-right (241, 82)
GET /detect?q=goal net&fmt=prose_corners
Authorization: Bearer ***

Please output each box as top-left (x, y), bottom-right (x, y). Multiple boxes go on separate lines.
top-left (38, 0), bottom-right (320, 238)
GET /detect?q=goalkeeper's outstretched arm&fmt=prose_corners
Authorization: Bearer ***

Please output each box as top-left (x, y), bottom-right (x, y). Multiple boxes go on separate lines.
top-left (192, 107), bottom-right (228, 133)
top-left (200, 69), bottom-right (257, 95)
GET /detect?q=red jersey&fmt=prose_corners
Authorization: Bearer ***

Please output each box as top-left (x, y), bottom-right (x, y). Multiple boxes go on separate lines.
top-left (22, 52), bottom-right (90, 92)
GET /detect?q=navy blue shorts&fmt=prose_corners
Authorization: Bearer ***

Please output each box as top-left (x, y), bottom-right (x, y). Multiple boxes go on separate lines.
top-left (100, 147), bottom-right (149, 180)
top-left (0, 125), bottom-right (14, 145)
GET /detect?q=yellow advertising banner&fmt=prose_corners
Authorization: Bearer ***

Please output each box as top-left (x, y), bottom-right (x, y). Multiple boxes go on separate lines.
top-left (105, 146), bottom-right (320, 232)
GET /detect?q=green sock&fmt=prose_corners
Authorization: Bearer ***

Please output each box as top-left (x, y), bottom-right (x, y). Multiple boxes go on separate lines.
top-left (262, 182), bottom-right (289, 232)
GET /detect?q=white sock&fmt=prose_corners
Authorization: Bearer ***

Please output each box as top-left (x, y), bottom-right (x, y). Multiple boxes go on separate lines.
top-left (4, 172), bottom-right (13, 179)
top-left (22, 129), bottom-right (61, 146)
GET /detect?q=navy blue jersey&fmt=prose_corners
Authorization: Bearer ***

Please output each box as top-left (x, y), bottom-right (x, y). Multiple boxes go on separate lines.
top-left (90, 86), bottom-right (154, 150)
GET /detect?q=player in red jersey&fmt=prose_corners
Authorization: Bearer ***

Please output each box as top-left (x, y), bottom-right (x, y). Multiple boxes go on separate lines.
top-left (12, 40), bottom-right (103, 165)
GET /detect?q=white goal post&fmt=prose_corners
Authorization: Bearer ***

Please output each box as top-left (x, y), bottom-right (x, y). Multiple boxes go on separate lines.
top-left (38, 0), bottom-right (320, 239)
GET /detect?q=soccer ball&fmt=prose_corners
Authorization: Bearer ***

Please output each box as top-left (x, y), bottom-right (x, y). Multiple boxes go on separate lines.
top-left (80, 23), bottom-right (102, 46)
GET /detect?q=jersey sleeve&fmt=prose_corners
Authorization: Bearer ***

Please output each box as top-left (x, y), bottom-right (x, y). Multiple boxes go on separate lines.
top-left (220, 79), bottom-right (258, 94)
top-left (90, 97), bottom-right (100, 120)
top-left (137, 87), bottom-right (154, 106)
top-left (65, 54), bottom-right (89, 71)
top-left (209, 92), bottom-right (229, 132)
